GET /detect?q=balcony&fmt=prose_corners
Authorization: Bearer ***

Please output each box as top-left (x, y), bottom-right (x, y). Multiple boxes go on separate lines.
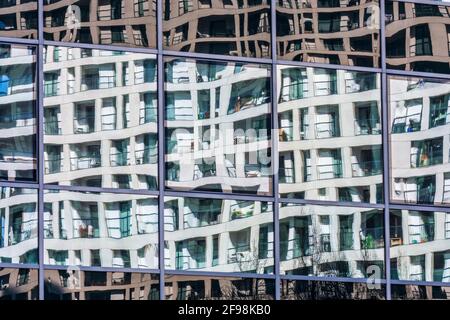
top-left (227, 243), bottom-right (251, 264)
top-left (354, 118), bottom-right (381, 135)
top-left (279, 167), bottom-right (295, 183)
top-left (0, 111), bottom-right (35, 128)
top-left (44, 119), bottom-right (61, 135)
top-left (81, 75), bottom-right (115, 91)
top-left (315, 120), bottom-right (339, 138)
top-left (279, 81), bottom-right (308, 102)
top-left (74, 115), bottom-right (95, 134)
top-left (110, 151), bottom-right (130, 167)
top-left (360, 226), bottom-right (384, 249)
top-left (317, 161), bottom-right (343, 180)
top-left (135, 146), bottom-right (157, 165)
top-left (392, 113), bottom-right (421, 133)
top-left (409, 223), bottom-right (435, 244)
top-left (183, 208), bottom-right (220, 229)
top-left (314, 79), bottom-right (337, 96)
top-left (410, 147), bottom-right (442, 168)
top-left (352, 159), bottom-right (382, 177)
top-left (70, 153), bottom-right (101, 171)
top-left (45, 156), bottom-right (62, 174)
top-left (0, 150), bottom-right (34, 163)
top-left (193, 163), bottom-right (216, 180)
top-left (44, 80), bottom-right (59, 97)
top-left (280, 238), bottom-right (309, 261)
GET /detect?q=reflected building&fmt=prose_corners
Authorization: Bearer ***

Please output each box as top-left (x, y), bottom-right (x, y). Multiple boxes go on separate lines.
top-left (165, 274), bottom-right (275, 300)
top-left (43, 190), bottom-right (159, 269)
top-left (0, 43), bottom-right (36, 182)
top-left (385, 1), bottom-right (450, 74)
top-left (0, 187), bottom-right (38, 264)
top-left (276, 0), bottom-right (380, 67)
top-left (277, 65), bottom-right (382, 203)
top-left (0, 0), bottom-right (37, 39)
top-left (43, 46), bottom-right (158, 190)
top-left (0, 268), bottom-right (38, 300)
top-left (43, 0), bottom-right (157, 48)
top-left (164, 58), bottom-right (272, 195)
top-left (389, 76), bottom-right (450, 206)
top-left (164, 197), bottom-right (273, 274)
top-left (279, 203), bottom-right (385, 278)
top-left (163, 0), bottom-right (271, 58)
top-left (44, 269), bottom-right (159, 300)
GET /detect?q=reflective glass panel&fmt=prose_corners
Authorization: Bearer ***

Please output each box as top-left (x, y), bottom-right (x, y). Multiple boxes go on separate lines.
top-left (280, 203), bottom-right (385, 278)
top-left (0, 43), bottom-right (37, 182)
top-left (277, 65), bottom-right (382, 204)
top-left (0, 187), bottom-right (38, 264)
top-left (164, 57), bottom-right (272, 195)
top-left (386, 1), bottom-right (450, 74)
top-left (390, 209), bottom-right (450, 283)
top-left (43, 46), bottom-right (158, 190)
top-left (0, 268), bottom-right (39, 300)
top-left (0, 1), bottom-right (37, 39)
top-left (389, 76), bottom-right (450, 206)
top-left (44, 269), bottom-right (159, 300)
top-left (44, 0), bottom-right (157, 48)
top-left (392, 284), bottom-right (450, 300)
top-left (281, 279), bottom-right (385, 300)
top-left (163, 0), bottom-right (271, 58)
top-left (164, 196), bottom-right (274, 274)
top-left (165, 274), bottom-right (275, 300)
top-left (276, 0), bottom-right (381, 67)
top-left (43, 190), bottom-right (159, 269)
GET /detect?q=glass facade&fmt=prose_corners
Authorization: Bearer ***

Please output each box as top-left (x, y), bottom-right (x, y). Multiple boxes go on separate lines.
top-left (0, 0), bottom-right (449, 300)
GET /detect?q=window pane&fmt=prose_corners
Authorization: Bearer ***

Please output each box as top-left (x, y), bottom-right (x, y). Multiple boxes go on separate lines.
top-left (163, 0), bottom-right (271, 58)
top-left (386, 1), bottom-right (450, 74)
top-left (164, 196), bottom-right (273, 274)
top-left (164, 57), bottom-right (272, 195)
top-left (278, 66), bottom-right (382, 204)
top-left (43, 46), bottom-right (158, 190)
top-left (0, 43), bottom-right (37, 182)
top-left (165, 274), bottom-right (275, 300)
top-left (0, 1), bottom-right (37, 39)
top-left (0, 268), bottom-right (39, 300)
top-left (276, 0), bottom-right (380, 67)
top-left (43, 190), bottom-right (159, 269)
top-left (44, 270), bottom-right (159, 300)
top-left (392, 284), bottom-right (450, 300)
top-left (44, 0), bottom-right (157, 48)
top-left (280, 203), bottom-right (385, 279)
top-left (0, 187), bottom-right (38, 264)
top-left (281, 279), bottom-right (385, 300)
top-left (390, 210), bottom-right (450, 283)
top-left (389, 76), bottom-right (450, 206)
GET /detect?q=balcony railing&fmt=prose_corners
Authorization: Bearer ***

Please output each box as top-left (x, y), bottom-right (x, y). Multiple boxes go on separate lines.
top-left (73, 115), bottom-right (95, 134)
top-left (410, 149), bottom-right (442, 168)
top-left (139, 106), bottom-right (157, 124)
top-left (279, 81), bottom-right (308, 102)
top-left (280, 238), bottom-right (310, 261)
top-left (315, 120), bottom-right (339, 138)
top-left (193, 165), bottom-right (216, 180)
top-left (409, 223), bottom-right (435, 244)
top-left (10, 221), bottom-right (37, 245)
top-left (135, 146), bottom-right (157, 165)
top-left (0, 111), bottom-right (35, 128)
top-left (360, 226), bottom-right (384, 249)
top-left (81, 75), bottom-right (115, 91)
top-left (314, 79), bottom-right (337, 96)
top-left (392, 113), bottom-right (421, 133)
top-left (44, 81), bottom-right (59, 97)
top-left (352, 159), bottom-right (382, 177)
top-left (317, 161), bottom-right (342, 180)
top-left (110, 151), bottom-right (130, 167)
top-left (44, 119), bottom-right (61, 135)
top-left (279, 167), bottom-right (295, 183)
top-left (354, 118), bottom-right (381, 135)
top-left (227, 244), bottom-right (251, 264)
top-left (0, 150), bottom-right (35, 163)
top-left (45, 157), bottom-right (62, 174)
top-left (183, 210), bottom-right (220, 229)
top-left (70, 154), bottom-right (101, 171)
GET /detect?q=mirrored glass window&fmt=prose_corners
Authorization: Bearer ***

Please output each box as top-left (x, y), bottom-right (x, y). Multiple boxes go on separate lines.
top-left (276, 0), bottom-right (380, 67)
top-left (0, 268), bottom-right (39, 300)
top-left (280, 203), bottom-right (385, 278)
top-left (44, 0), bottom-right (157, 48)
top-left (389, 209), bottom-right (450, 283)
top-left (43, 190), bottom-right (159, 269)
top-left (0, 1), bottom-right (37, 39)
top-left (0, 187), bottom-right (38, 264)
top-left (392, 284), bottom-right (450, 300)
top-left (281, 279), bottom-right (385, 300)
top-left (43, 46), bottom-right (158, 190)
top-left (44, 269), bottom-right (159, 300)
top-left (389, 76), bottom-right (450, 206)
top-left (386, 1), bottom-right (450, 74)
top-left (163, 0), bottom-right (271, 58)
top-left (164, 196), bottom-right (274, 274)
top-left (278, 65), bottom-right (382, 203)
top-left (165, 274), bottom-right (275, 300)
top-left (164, 57), bottom-right (272, 195)
top-left (0, 43), bottom-right (37, 182)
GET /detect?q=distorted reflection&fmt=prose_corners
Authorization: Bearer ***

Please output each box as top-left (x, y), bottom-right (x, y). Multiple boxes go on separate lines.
top-left (43, 190), bottom-right (159, 268)
top-left (44, 0), bottom-right (157, 48)
top-left (392, 284), bottom-right (450, 300)
top-left (279, 203), bottom-right (385, 278)
top-left (0, 268), bottom-right (38, 300)
top-left (277, 0), bottom-right (380, 67)
top-left (389, 76), bottom-right (450, 206)
top-left (163, 0), bottom-right (271, 58)
top-left (0, 1), bottom-right (37, 39)
top-left (0, 187), bottom-right (38, 264)
top-left (277, 65), bottom-right (382, 203)
top-left (386, 1), bottom-right (450, 74)
top-left (45, 269), bottom-right (159, 300)
top-left (164, 197), bottom-right (274, 274)
top-left (43, 46), bottom-right (158, 190)
top-left (0, 43), bottom-right (36, 182)
top-left (164, 57), bottom-right (272, 195)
